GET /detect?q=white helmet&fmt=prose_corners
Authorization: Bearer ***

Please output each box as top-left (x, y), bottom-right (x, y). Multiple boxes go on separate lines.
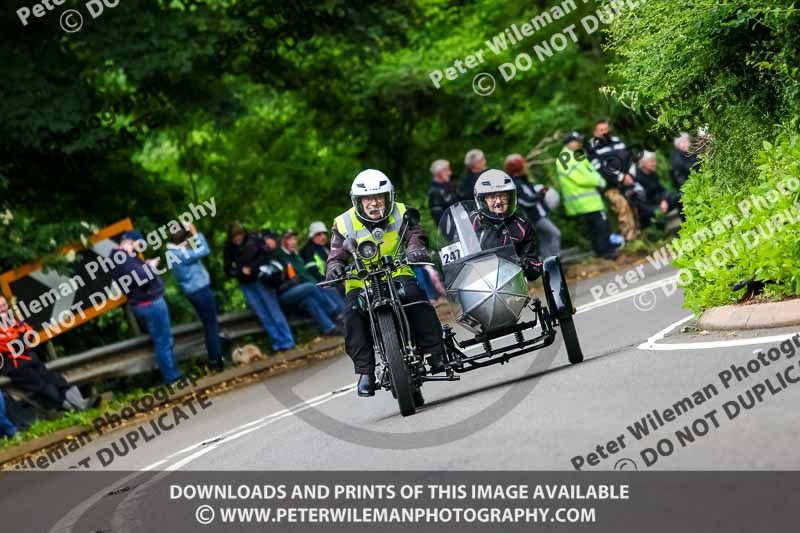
top-left (351, 169), bottom-right (395, 223)
top-left (474, 169), bottom-right (517, 221)
top-left (544, 188), bottom-right (560, 211)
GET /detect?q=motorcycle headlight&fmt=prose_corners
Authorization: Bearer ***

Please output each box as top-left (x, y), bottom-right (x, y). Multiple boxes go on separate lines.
top-left (357, 240), bottom-right (378, 260)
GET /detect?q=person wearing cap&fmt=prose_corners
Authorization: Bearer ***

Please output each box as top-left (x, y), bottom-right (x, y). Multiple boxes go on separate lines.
top-left (428, 159), bottom-right (458, 226)
top-left (586, 119), bottom-right (640, 242)
top-left (556, 132), bottom-right (618, 260)
top-left (114, 230), bottom-right (183, 385)
top-left (224, 224), bottom-right (296, 352)
top-left (458, 148), bottom-right (489, 201)
top-left (504, 153), bottom-right (562, 258)
top-left (301, 222), bottom-right (331, 283)
top-left (167, 223), bottom-right (224, 373)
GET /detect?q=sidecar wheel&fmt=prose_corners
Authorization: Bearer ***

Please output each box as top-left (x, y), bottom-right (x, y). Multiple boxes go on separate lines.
top-left (377, 310), bottom-right (416, 417)
top-left (560, 317), bottom-right (584, 364)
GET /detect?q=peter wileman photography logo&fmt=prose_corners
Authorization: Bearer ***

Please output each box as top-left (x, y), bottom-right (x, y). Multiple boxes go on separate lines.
top-left (264, 334), bottom-right (564, 450)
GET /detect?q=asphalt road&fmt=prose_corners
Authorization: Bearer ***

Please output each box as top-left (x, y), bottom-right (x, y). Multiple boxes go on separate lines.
top-left (5, 261), bottom-right (800, 532)
top-left (26, 261), bottom-right (800, 473)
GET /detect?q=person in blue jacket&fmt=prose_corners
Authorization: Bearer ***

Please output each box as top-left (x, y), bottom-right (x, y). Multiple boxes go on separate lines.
top-left (167, 223), bottom-right (224, 372)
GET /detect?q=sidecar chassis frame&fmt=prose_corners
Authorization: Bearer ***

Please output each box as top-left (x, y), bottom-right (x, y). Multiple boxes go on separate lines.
top-left (434, 297), bottom-right (558, 376)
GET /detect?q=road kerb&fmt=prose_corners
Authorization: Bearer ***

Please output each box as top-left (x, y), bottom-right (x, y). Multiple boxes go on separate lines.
top-left (697, 299), bottom-right (800, 331)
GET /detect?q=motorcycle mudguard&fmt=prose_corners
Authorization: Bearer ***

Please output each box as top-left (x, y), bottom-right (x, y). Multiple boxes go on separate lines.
top-left (542, 256), bottom-right (574, 320)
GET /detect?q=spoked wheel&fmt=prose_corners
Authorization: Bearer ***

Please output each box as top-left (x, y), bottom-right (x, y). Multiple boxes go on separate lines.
top-left (560, 317), bottom-right (584, 364)
top-left (376, 310), bottom-right (416, 417)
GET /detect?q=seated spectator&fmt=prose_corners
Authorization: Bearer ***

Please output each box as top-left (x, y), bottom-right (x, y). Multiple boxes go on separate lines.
top-left (270, 230), bottom-right (343, 336)
top-left (224, 224), bottom-right (296, 352)
top-left (628, 152), bottom-right (680, 229)
top-left (167, 223), bottom-right (224, 373)
top-left (301, 222), bottom-right (331, 282)
top-left (669, 132), bottom-right (700, 191)
top-left (0, 295), bottom-right (94, 411)
top-left (113, 231), bottom-right (183, 385)
top-left (0, 391), bottom-right (18, 438)
top-left (428, 159), bottom-right (458, 226)
top-left (504, 153), bottom-right (562, 258)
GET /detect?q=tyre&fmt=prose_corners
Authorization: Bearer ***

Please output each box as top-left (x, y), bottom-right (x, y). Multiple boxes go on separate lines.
top-left (560, 317), bottom-right (584, 364)
top-left (376, 310), bottom-right (416, 417)
top-left (412, 387), bottom-right (425, 407)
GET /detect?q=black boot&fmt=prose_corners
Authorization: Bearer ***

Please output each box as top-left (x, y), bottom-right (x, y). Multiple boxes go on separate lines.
top-left (427, 349), bottom-right (446, 374)
top-left (357, 373), bottom-right (376, 397)
top-left (209, 358), bottom-right (224, 373)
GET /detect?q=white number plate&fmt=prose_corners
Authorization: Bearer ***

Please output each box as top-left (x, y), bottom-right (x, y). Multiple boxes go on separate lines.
top-left (438, 242), bottom-right (463, 265)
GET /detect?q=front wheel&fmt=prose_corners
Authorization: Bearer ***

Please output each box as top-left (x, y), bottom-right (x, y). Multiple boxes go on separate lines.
top-left (376, 310), bottom-right (416, 417)
top-left (560, 317), bottom-right (584, 364)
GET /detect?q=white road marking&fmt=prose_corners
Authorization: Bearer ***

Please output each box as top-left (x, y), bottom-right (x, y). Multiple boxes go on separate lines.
top-left (575, 274), bottom-right (679, 314)
top-left (639, 315), bottom-right (799, 350)
top-left (46, 268), bottom-right (694, 530)
top-left (156, 273), bottom-right (682, 471)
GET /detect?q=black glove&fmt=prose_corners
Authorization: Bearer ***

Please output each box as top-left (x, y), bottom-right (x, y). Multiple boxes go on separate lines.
top-left (407, 248), bottom-right (431, 263)
top-left (326, 262), bottom-right (345, 281)
top-left (523, 256), bottom-right (543, 281)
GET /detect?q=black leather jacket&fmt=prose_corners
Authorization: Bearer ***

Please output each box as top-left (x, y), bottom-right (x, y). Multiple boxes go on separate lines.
top-left (470, 211), bottom-right (542, 280)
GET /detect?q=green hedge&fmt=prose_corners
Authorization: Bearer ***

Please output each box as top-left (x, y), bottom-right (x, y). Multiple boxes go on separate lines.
top-left (674, 131), bottom-right (800, 313)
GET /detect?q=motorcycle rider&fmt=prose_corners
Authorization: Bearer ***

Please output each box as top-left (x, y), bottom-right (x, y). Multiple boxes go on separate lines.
top-left (470, 169), bottom-right (543, 280)
top-left (326, 170), bottom-right (447, 397)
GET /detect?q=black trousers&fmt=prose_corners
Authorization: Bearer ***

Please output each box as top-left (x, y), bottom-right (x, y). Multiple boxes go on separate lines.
top-left (344, 276), bottom-right (444, 374)
top-left (581, 211), bottom-right (613, 257)
top-left (4, 352), bottom-right (70, 411)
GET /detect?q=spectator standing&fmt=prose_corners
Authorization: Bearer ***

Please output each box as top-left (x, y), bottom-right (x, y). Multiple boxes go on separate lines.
top-left (167, 224), bottom-right (224, 372)
top-left (428, 159), bottom-right (458, 226)
top-left (0, 392), bottom-right (17, 438)
top-left (458, 149), bottom-right (488, 201)
top-left (556, 132), bottom-right (619, 259)
top-left (301, 222), bottom-right (331, 282)
top-left (669, 132), bottom-right (700, 190)
top-left (586, 120), bottom-right (641, 242)
top-left (114, 231), bottom-right (183, 385)
top-left (504, 153), bottom-right (562, 258)
top-left (0, 295), bottom-right (95, 411)
top-left (224, 224), bottom-right (296, 352)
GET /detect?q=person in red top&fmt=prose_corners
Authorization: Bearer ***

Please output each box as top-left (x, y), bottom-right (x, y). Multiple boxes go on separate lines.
top-left (0, 295), bottom-right (94, 412)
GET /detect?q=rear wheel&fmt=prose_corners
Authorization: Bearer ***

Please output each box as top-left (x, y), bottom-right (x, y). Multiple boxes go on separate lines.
top-left (376, 310), bottom-right (416, 417)
top-left (560, 317), bottom-right (584, 364)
